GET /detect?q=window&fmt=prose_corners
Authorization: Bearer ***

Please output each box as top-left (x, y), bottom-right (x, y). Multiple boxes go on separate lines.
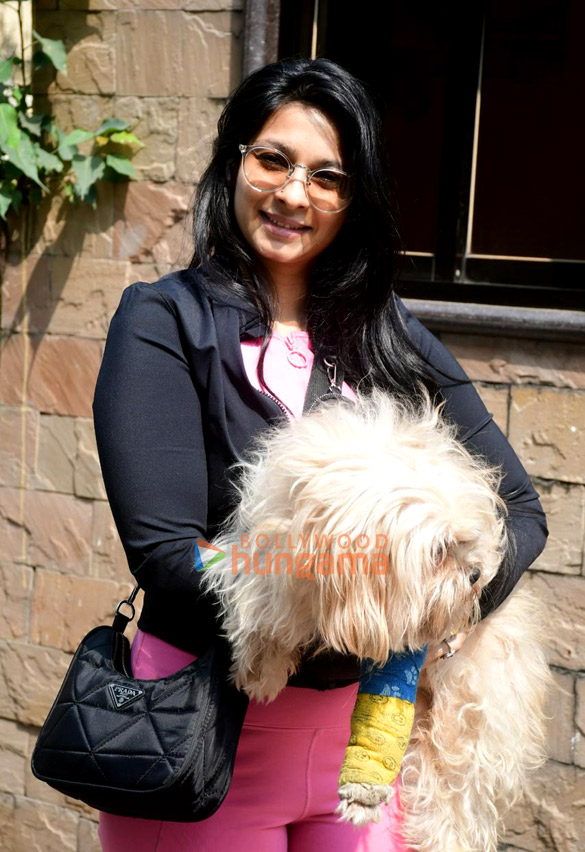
top-left (279, 0), bottom-right (584, 310)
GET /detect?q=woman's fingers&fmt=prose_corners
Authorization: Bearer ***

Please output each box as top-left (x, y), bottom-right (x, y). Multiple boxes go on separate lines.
top-left (427, 630), bottom-right (469, 663)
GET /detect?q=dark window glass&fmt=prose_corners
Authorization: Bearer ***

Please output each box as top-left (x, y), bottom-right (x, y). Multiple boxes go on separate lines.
top-left (279, 0), bottom-right (585, 309)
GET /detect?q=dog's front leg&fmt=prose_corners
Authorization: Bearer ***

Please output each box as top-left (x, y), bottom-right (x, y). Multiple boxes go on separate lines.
top-left (231, 632), bottom-right (301, 702)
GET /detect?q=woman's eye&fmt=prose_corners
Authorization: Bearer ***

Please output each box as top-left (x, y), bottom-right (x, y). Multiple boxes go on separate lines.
top-left (312, 170), bottom-right (343, 189)
top-left (256, 152), bottom-right (288, 171)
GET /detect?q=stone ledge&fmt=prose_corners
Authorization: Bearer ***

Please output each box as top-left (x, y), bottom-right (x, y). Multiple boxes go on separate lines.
top-left (405, 299), bottom-right (585, 344)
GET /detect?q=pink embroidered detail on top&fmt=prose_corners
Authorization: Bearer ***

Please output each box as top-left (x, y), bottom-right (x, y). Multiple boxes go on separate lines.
top-left (241, 331), bottom-right (357, 420)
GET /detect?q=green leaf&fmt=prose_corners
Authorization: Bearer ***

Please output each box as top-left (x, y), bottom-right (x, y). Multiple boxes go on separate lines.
top-left (0, 102), bottom-right (19, 147)
top-left (105, 153), bottom-right (136, 179)
top-left (0, 57), bottom-right (15, 84)
top-left (1, 129), bottom-right (46, 189)
top-left (106, 130), bottom-right (145, 151)
top-left (0, 182), bottom-right (22, 218)
top-left (10, 86), bottom-right (23, 106)
top-left (57, 128), bottom-right (77, 161)
top-left (61, 128), bottom-right (96, 147)
top-left (0, 184), bottom-right (14, 219)
top-left (35, 145), bottom-right (63, 174)
top-left (71, 153), bottom-right (105, 201)
top-left (94, 118), bottom-right (130, 136)
top-left (18, 112), bottom-right (43, 137)
top-left (32, 30), bottom-right (67, 74)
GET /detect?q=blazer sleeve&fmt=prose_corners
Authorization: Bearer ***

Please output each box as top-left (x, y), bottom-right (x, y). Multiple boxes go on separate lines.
top-left (93, 282), bottom-right (209, 595)
top-left (396, 298), bottom-right (548, 617)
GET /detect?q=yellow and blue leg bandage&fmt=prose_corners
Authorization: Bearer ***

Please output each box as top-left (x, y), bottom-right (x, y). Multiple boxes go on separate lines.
top-left (339, 646), bottom-right (428, 788)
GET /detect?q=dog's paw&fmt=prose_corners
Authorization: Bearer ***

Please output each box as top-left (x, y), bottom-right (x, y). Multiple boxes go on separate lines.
top-left (234, 668), bottom-right (290, 703)
top-left (336, 782), bottom-right (394, 826)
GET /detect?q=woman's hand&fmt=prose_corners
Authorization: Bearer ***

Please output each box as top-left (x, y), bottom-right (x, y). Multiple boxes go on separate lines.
top-left (427, 630), bottom-right (469, 663)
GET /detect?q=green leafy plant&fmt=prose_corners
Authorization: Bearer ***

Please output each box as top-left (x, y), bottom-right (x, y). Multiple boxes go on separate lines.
top-left (0, 4), bottom-right (144, 224)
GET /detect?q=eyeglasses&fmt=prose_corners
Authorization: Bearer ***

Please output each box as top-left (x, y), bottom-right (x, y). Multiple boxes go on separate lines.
top-left (238, 144), bottom-right (352, 213)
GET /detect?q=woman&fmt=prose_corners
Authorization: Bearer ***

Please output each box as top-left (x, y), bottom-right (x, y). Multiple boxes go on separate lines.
top-left (94, 58), bottom-right (547, 851)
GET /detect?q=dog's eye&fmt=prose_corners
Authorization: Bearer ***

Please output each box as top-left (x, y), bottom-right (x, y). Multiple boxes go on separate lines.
top-left (469, 567), bottom-right (481, 585)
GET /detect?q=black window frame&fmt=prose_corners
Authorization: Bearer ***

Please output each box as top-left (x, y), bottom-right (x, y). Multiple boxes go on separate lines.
top-left (242, 0), bottom-right (585, 340)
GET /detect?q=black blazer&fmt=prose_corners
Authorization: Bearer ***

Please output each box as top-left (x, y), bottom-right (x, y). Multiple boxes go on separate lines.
top-left (93, 265), bottom-right (548, 674)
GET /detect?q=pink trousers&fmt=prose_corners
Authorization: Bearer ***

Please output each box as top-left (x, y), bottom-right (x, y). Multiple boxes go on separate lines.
top-left (98, 629), bottom-right (409, 852)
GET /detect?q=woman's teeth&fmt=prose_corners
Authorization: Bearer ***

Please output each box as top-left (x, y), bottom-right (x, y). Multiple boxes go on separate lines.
top-left (264, 213), bottom-right (306, 230)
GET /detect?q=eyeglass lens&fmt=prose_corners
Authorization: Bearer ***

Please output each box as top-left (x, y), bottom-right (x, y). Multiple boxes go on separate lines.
top-left (243, 147), bottom-right (351, 212)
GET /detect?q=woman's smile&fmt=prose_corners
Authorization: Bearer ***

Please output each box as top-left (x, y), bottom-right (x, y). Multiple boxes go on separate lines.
top-left (260, 210), bottom-right (312, 237)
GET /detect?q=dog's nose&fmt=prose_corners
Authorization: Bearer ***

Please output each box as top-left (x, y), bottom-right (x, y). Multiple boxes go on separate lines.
top-left (469, 567), bottom-right (481, 585)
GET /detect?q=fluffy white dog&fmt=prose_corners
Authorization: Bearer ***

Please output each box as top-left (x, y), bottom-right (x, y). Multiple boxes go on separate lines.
top-left (201, 389), bottom-right (551, 852)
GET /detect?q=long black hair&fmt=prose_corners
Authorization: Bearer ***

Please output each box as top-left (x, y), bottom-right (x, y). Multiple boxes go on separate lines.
top-left (189, 57), bottom-right (439, 402)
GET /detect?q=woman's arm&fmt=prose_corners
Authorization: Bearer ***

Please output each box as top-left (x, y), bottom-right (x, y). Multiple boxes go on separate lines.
top-left (93, 282), bottom-right (209, 595)
top-left (396, 297), bottom-right (548, 617)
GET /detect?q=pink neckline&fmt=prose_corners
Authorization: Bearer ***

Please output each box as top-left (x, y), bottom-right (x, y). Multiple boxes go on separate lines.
top-left (271, 330), bottom-right (310, 340)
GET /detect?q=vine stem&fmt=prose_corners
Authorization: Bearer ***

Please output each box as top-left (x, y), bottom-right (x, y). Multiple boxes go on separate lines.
top-left (17, 0), bottom-right (27, 90)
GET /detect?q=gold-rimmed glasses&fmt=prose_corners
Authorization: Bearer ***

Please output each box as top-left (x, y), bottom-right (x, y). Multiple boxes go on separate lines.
top-left (239, 144), bottom-right (352, 213)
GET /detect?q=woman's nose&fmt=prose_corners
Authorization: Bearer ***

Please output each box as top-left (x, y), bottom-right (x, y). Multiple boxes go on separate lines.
top-left (275, 166), bottom-right (310, 208)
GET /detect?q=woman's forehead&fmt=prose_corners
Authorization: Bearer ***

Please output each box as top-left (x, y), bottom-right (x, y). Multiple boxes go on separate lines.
top-left (251, 103), bottom-right (344, 166)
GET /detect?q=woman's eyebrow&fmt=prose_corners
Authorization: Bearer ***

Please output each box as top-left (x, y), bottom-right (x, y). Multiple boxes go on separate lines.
top-left (255, 138), bottom-right (343, 169)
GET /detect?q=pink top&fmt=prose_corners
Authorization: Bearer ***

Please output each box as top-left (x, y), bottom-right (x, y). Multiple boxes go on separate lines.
top-left (241, 331), bottom-right (357, 419)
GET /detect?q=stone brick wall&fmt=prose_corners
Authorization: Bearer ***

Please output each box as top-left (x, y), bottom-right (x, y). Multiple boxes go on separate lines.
top-left (0, 3), bottom-right (583, 850)
top-left (0, 2), bottom-right (242, 850)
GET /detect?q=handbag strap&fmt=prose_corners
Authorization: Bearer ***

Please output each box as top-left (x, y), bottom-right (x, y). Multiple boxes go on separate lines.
top-left (303, 353), bottom-right (344, 415)
top-left (112, 583), bottom-right (140, 634)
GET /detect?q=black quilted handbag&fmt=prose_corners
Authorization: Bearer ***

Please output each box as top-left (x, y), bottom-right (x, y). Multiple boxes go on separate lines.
top-left (30, 586), bottom-right (249, 821)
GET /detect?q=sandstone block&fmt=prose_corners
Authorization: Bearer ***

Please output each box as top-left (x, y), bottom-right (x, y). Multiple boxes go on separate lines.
top-left (0, 639), bottom-right (71, 726)
top-left (48, 257), bottom-right (129, 339)
top-left (545, 670), bottom-right (575, 764)
top-left (25, 490), bottom-right (92, 573)
top-left (0, 487), bottom-right (26, 563)
top-left (34, 12), bottom-right (115, 97)
top-left (576, 676), bottom-right (585, 768)
top-left (74, 419), bottom-right (107, 499)
top-left (473, 382), bottom-right (510, 434)
top-left (27, 336), bottom-right (102, 417)
top-left (30, 570), bottom-right (132, 652)
top-left (114, 96), bottom-right (180, 182)
top-left (524, 572), bottom-right (585, 671)
top-left (34, 414), bottom-right (76, 494)
top-left (509, 387), bottom-right (585, 484)
top-left (441, 334), bottom-right (585, 391)
top-left (0, 333), bottom-right (27, 407)
top-left (62, 0), bottom-right (242, 7)
top-left (176, 96), bottom-right (225, 183)
top-left (113, 180), bottom-right (193, 264)
top-left (0, 793), bottom-right (78, 852)
top-left (184, 0), bottom-right (243, 8)
top-left (127, 261), bottom-right (174, 285)
top-left (1, 254), bottom-right (52, 334)
top-left (0, 406), bottom-right (39, 489)
top-left (117, 11), bottom-right (241, 98)
top-left (530, 481), bottom-right (585, 575)
top-left (502, 761), bottom-right (585, 852)
top-left (28, 181), bottom-right (114, 260)
top-left (91, 500), bottom-right (127, 581)
top-left (35, 94), bottom-right (115, 137)
top-left (0, 718), bottom-right (29, 796)
top-left (78, 818), bottom-right (101, 851)
top-left (0, 562), bottom-right (33, 640)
